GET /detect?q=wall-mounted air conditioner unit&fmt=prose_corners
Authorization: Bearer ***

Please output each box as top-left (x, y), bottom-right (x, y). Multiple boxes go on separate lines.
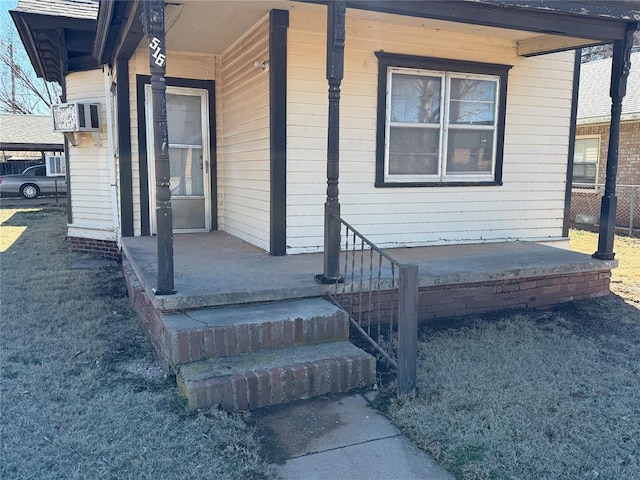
top-left (51, 102), bottom-right (101, 146)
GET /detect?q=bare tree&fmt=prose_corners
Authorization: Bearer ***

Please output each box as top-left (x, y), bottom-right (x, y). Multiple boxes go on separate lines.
top-left (0, 13), bottom-right (61, 114)
top-left (581, 30), bottom-right (640, 63)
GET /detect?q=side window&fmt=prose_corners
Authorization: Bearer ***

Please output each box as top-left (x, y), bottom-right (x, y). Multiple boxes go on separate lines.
top-left (573, 137), bottom-right (599, 187)
top-left (46, 156), bottom-right (66, 176)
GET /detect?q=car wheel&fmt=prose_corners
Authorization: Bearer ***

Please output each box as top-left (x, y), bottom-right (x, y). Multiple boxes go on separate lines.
top-left (21, 184), bottom-right (39, 199)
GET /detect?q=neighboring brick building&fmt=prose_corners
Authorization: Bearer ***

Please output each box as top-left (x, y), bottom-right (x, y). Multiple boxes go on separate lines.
top-left (571, 52), bottom-right (640, 233)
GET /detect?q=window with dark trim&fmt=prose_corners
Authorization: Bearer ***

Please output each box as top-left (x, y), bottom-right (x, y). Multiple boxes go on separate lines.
top-left (375, 52), bottom-right (511, 187)
top-left (572, 136), bottom-right (599, 187)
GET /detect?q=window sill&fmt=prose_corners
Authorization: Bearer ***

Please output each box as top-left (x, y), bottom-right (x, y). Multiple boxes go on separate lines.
top-left (375, 180), bottom-right (503, 188)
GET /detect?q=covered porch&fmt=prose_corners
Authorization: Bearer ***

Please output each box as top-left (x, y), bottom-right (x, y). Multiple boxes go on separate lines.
top-left (122, 232), bottom-right (616, 314)
top-left (107, 0), bottom-right (631, 408)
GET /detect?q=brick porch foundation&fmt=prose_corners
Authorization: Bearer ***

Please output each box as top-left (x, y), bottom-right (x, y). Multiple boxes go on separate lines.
top-left (341, 271), bottom-right (611, 323)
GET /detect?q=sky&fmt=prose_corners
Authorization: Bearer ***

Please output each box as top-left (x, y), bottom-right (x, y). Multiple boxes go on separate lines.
top-left (1, 0), bottom-right (57, 114)
top-left (1, 1), bottom-right (18, 35)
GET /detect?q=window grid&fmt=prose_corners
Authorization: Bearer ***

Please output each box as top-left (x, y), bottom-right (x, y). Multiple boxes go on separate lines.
top-left (384, 67), bottom-right (499, 183)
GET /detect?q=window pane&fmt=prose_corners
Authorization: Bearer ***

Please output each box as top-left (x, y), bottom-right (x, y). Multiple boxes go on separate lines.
top-left (449, 78), bottom-right (496, 125)
top-left (574, 138), bottom-right (599, 163)
top-left (169, 147), bottom-right (204, 196)
top-left (573, 163), bottom-right (597, 184)
top-left (388, 127), bottom-right (439, 175)
top-left (391, 74), bottom-right (441, 123)
top-left (446, 130), bottom-right (493, 174)
top-left (167, 94), bottom-right (202, 145)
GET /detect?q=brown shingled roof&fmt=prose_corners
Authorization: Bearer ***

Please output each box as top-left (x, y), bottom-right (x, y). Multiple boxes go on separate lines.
top-left (0, 114), bottom-right (64, 148)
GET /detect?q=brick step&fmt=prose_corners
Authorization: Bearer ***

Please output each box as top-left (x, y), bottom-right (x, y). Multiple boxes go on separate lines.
top-left (161, 298), bottom-right (349, 368)
top-left (177, 341), bottom-right (376, 411)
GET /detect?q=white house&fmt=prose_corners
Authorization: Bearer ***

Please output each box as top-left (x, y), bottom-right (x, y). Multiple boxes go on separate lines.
top-left (11, 0), bottom-right (638, 263)
top-left (10, 0), bottom-right (637, 409)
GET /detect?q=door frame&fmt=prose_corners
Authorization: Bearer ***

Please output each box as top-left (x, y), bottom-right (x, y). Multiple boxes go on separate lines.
top-left (136, 76), bottom-right (217, 236)
top-left (145, 85), bottom-right (211, 233)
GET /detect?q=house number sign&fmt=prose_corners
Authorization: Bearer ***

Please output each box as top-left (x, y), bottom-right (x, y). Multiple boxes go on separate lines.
top-left (149, 37), bottom-right (166, 67)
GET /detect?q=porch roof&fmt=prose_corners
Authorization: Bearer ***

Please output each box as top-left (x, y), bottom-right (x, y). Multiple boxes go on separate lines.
top-left (10, 0), bottom-right (98, 84)
top-left (121, 232), bottom-right (616, 312)
top-left (14, 0), bottom-right (640, 84)
top-left (92, 0), bottom-right (640, 68)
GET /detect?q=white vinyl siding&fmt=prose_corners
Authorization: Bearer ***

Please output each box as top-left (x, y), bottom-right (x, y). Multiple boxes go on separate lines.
top-left (65, 69), bottom-right (116, 242)
top-left (220, 16), bottom-right (270, 251)
top-left (286, 9), bottom-right (574, 254)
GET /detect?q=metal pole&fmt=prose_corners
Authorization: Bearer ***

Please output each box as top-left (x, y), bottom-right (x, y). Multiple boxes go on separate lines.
top-left (630, 187), bottom-right (638, 236)
top-left (144, 0), bottom-right (175, 294)
top-left (398, 264), bottom-right (418, 395)
top-left (316, 0), bottom-right (346, 284)
top-left (593, 23), bottom-right (636, 260)
top-left (10, 44), bottom-right (16, 113)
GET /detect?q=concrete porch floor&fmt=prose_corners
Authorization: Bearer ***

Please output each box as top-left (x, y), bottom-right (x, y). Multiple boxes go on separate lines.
top-left (121, 232), bottom-right (616, 312)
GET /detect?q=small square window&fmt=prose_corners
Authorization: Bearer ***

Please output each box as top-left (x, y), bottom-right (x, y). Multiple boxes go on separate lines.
top-left (375, 53), bottom-right (511, 187)
top-left (45, 156), bottom-right (66, 176)
top-left (573, 137), bottom-right (599, 187)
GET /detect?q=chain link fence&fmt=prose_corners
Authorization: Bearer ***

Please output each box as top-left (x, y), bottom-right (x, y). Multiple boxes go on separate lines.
top-left (571, 184), bottom-right (640, 236)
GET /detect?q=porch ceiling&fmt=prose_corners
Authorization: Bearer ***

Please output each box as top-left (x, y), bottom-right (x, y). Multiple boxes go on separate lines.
top-left (159, 0), bottom-right (627, 57)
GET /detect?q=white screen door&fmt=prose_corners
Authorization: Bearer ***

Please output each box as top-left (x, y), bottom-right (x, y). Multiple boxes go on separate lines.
top-left (145, 86), bottom-right (211, 233)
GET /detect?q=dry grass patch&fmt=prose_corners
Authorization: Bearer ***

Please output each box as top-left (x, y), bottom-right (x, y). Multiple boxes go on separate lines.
top-left (0, 207), bottom-right (275, 480)
top-left (380, 231), bottom-right (640, 479)
top-left (569, 229), bottom-right (640, 304)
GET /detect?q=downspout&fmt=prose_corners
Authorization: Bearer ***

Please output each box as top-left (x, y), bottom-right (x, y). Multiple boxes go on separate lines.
top-left (103, 65), bottom-right (121, 243)
top-left (563, 49), bottom-right (581, 238)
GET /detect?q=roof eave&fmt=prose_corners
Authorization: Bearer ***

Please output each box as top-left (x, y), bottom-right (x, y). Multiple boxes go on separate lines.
top-left (301, 0), bottom-right (639, 55)
top-left (10, 10), bottom-right (49, 81)
top-left (94, 0), bottom-right (144, 64)
top-left (9, 8), bottom-right (99, 84)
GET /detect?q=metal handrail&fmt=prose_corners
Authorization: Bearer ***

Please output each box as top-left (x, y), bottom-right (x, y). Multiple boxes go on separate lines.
top-left (328, 214), bottom-right (418, 394)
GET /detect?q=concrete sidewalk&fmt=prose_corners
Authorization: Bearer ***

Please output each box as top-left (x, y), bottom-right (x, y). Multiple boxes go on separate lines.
top-left (253, 392), bottom-right (454, 480)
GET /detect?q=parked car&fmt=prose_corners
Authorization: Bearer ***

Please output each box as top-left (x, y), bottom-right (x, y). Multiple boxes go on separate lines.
top-left (0, 165), bottom-right (67, 199)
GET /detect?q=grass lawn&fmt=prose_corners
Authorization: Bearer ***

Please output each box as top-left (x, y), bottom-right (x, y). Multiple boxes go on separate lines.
top-left (0, 207), bottom-right (275, 480)
top-left (381, 231), bottom-right (640, 480)
top-left (569, 229), bottom-right (640, 305)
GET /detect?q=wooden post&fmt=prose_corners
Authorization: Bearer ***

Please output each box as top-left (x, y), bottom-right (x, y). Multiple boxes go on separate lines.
top-left (316, 0), bottom-right (346, 284)
top-left (144, 0), bottom-right (175, 294)
top-left (593, 23), bottom-right (636, 260)
top-left (398, 264), bottom-right (418, 395)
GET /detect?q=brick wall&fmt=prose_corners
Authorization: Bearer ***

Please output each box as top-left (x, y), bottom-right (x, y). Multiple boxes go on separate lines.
top-left (70, 236), bottom-right (120, 260)
top-left (572, 121), bottom-right (640, 230)
top-left (122, 258), bottom-right (172, 370)
top-left (576, 121), bottom-right (640, 186)
top-left (340, 271), bottom-right (611, 324)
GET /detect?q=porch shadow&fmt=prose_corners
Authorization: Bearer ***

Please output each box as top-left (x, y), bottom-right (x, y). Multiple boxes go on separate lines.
top-left (121, 232), bottom-right (617, 312)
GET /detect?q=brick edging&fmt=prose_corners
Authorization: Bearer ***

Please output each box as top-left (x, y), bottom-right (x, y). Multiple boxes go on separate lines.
top-left (70, 236), bottom-right (120, 260)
